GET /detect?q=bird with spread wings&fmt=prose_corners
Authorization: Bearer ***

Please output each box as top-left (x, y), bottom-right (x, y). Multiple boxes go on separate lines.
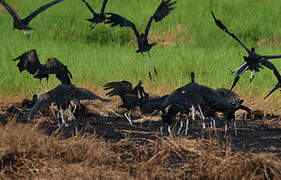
top-left (105, 0), bottom-right (176, 79)
top-left (81, 0), bottom-right (109, 29)
top-left (211, 11), bottom-right (281, 92)
top-left (0, 0), bottom-right (64, 38)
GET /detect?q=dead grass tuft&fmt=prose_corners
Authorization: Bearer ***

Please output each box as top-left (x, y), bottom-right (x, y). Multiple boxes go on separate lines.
top-left (254, 37), bottom-right (281, 47)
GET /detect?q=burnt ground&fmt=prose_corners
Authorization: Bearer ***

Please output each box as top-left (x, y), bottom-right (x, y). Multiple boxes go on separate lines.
top-left (1, 101), bottom-right (281, 155)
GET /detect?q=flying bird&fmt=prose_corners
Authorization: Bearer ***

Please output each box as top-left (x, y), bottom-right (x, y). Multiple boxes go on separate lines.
top-left (211, 11), bottom-right (281, 91)
top-left (81, 0), bottom-right (109, 29)
top-left (0, 0), bottom-right (64, 38)
top-left (105, 0), bottom-right (176, 79)
top-left (27, 84), bottom-right (110, 126)
top-left (13, 49), bottom-right (72, 91)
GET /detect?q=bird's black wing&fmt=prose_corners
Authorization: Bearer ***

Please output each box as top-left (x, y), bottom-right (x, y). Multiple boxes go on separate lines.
top-left (72, 87), bottom-right (110, 102)
top-left (27, 91), bottom-right (56, 118)
top-left (100, 0), bottom-right (108, 15)
top-left (105, 12), bottom-right (140, 38)
top-left (104, 81), bottom-right (133, 97)
top-left (211, 11), bottom-right (251, 54)
top-left (259, 54), bottom-right (281, 60)
top-left (81, 0), bottom-right (97, 15)
top-left (22, 0), bottom-right (63, 24)
top-left (229, 63), bottom-right (249, 91)
top-left (0, 0), bottom-right (21, 23)
top-left (145, 0), bottom-right (176, 36)
top-left (13, 49), bottom-right (42, 75)
top-left (42, 58), bottom-right (72, 84)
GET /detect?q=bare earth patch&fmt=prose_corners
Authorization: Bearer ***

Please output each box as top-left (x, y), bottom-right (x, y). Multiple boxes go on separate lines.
top-left (0, 96), bottom-right (280, 179)
top-left (254, 37), bottom-right (281, 47)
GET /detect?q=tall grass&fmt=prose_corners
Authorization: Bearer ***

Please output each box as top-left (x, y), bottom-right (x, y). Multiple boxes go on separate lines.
top-left (1, 0), bottom-right (281, 98)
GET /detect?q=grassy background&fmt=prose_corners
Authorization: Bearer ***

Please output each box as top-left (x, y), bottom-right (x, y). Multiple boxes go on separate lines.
top-left (1, 0), bottom-right (281, 99)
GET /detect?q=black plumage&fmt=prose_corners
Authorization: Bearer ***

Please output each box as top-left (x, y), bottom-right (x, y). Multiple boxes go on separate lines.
top-left (27, 84), bottom-right (110, 125)
top-left (211, 11), bottom-right (281, 91)
top-left (13, 50), bottom-right (72, 88)
top-left (0, 0), bottom-right (64, 38)
top-left (105, 0), bottom-right (176, 79)
top-left (22, 94), bottom-right (38, 109)
top-left (81, 0), bottom-right (109, 29)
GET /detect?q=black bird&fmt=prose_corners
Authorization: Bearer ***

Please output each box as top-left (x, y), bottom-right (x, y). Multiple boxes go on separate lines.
top-left (105, 0), bottom-right (176, 79)
top-left (0, 0), bottom-right (64, 38)
top-left (103, 80), bottom-right (147, 125)
top-left (22, 94), bottom-right (38, 109)
top-left (27, 84), bottom-right (110, 126)
top-left (81, 0), bottom-right (109, 29)
top-left (211, 11), bottom-right (281, 91)
top-left (13, 49), bottom-right (72, 90)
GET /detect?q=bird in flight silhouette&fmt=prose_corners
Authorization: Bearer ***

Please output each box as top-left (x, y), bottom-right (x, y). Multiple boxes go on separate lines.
top-left (106, 0), bottom-right (176, 79)
top-left (13, 49), bottom-right (72, 91)
top-left (81, 0), bottom-right (109, 29)
top-left (0, 0), bottom-right (64, 39)
top-left (211, 11), bottom-right (281, 91)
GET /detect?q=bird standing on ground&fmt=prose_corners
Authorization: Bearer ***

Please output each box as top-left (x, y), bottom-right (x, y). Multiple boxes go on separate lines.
top-left (81, 0), bottom-right (109, 29)
top-left (105, 0), bottom-right (176, 79)
top-left (27, 84), bottom-right (110, 126)
top-left (211, 11), bottom-right (281, 91)
top-left (103, 80), bottom-right (146, 125)
top-left (13, 49), bottom-right (72, 91)
top-left (0, 0), bottom-right (64, 38)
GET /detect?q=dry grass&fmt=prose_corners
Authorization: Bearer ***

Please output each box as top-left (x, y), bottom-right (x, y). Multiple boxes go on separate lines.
top-left (254, 37), bottom-right (281, 47)
top-left (0, 124), bottom-right (280, 179)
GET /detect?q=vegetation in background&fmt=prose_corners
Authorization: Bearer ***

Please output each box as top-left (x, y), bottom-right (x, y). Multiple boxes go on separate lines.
top-left (0, 0), bottom-right (281, 100)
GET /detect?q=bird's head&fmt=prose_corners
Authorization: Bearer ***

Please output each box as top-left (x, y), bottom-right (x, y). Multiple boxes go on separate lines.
top-left (251, 47), bottom-right (255, 52)
top-left (190, 72), bottom-right (195, 82)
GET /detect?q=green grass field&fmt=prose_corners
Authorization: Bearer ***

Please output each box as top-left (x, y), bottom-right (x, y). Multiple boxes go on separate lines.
top-left (1, 0), bottom-right (281, 99)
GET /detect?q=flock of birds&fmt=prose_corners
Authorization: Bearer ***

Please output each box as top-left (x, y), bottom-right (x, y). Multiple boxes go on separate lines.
top-left (1, 0), bottom-right (281, 135)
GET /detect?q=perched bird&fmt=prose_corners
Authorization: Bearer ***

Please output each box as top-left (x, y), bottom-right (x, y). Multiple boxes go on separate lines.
top-left (81, 0), bottom-right (109, 29)
top-left (105, 0), bottom-right (176, 79)
top-left (211, 11), bottom-right (281, 91)
top-left (104, 80), bottom-right (147, 125)
top-left (22, 94), bottom-right (38, 109)
top-left (0, 0), bottom-right (64, 38)
top-left (13, 49), bottom-right (72, 91)
top-left (27, 84), bottom-right (110, 126)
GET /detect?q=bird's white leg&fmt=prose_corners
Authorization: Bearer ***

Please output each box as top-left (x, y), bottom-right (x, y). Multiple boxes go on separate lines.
top-left (191, 104), bottom-right (195, 120)
top-left (57, 109), bottom-right (61, 127)
top-left (160, 126), bottom-right (163, 135)
top-left (124, 110), bottom-right (133, 126)
top-left (233, 120), bottom-right (237, 137)
top-left (250, 71), bottom-right (256, 82)
top-left (185, 118), bottom-right (189, 135)
top-left (177, 120), bottom-right (183, 135)
top-left (224, 122), bottom-right (228, 137)
top-left (142, 53), bottom-right (152, 79)
top-left (23, 31), bottom-right (30, 39)
top-left (212, 117), bottom-right (216, 129)
top-left (198, 105), bottom-right (206, 129)
top-left (68, 104), bottom-right (77, 122)
top-left (168, 126), bottom-right (171, 135)
top-left (148, 51), bottom-right (158, 75)
top-left (60, 106), bottom-right (68, 127)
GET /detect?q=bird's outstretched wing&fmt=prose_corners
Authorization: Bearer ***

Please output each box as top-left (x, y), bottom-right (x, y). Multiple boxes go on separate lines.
top-left (22, 0), bottom-right (64, 24)
top-left (261, 60), bottom-right (281, 99)
top-left (72, 87), bottom-right (110, 102)
top-left (229, 63), bottom-right (249, 91)
top-left (100, 0), bottom-right (108, 15)
top-left (259, 54), bottom-right (281, 60)
top-left (27, 91), bottom-right (56, 118)
top-left (211, 11), bottom-right (251, 54)
top-left (37, 58), bottom-right (72, 84)
top-left (105, 12), bottom-right (140, 38)
top-left (81, 0), bottom-right (96, 15)
top-left (0, 0), bottom-right (20, 23)
top-left (104, 81), bottom-right (133, 97)
top-left (13, 49), bottom-right (42, 75)
top-left (145, 0), bottom-right (176, 36)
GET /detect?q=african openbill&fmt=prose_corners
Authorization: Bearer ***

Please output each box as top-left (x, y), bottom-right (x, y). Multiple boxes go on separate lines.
top-left (103, 80), bottom-right (147, 125)
top-left (81, 0), bottom-right (109, 29)
top-left (0, 0), bottom-right (64, 38)
top-left (13, 49), bottom-right (72, 91)
top-left (105, 0), bottom-right (176, 79)
top-left (27, 84), bottom-right (110, 126)
top-left (211, 11), bottom-right (281, 91)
